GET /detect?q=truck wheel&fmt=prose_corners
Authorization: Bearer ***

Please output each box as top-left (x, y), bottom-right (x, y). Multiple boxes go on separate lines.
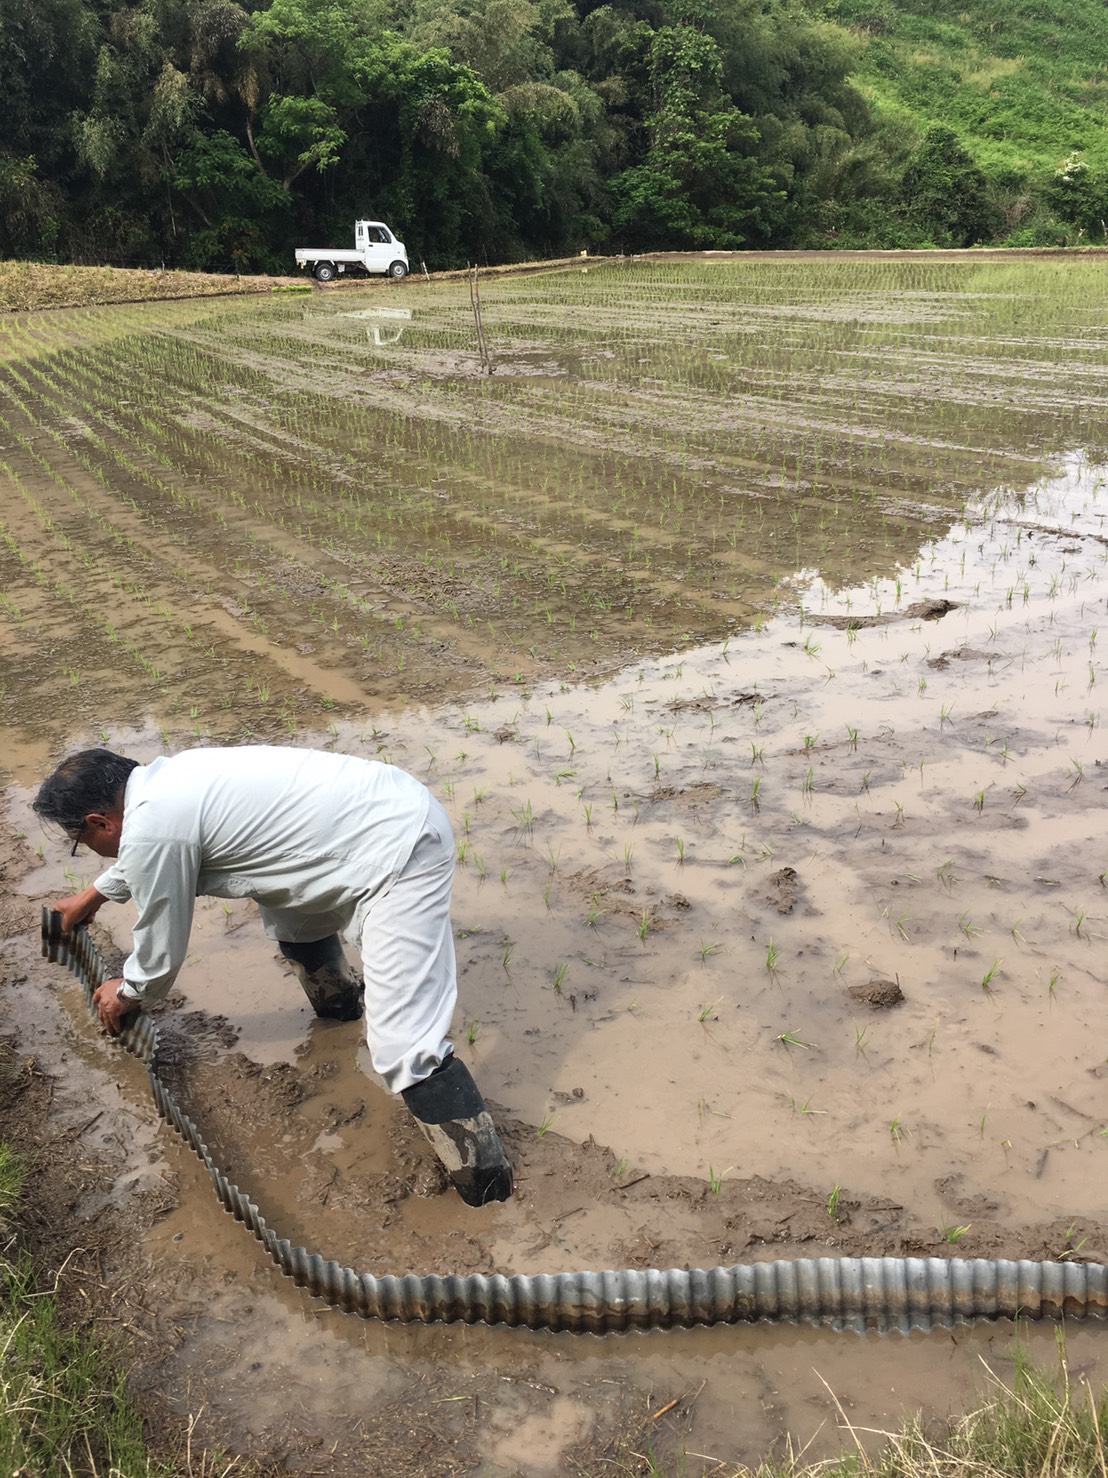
top-left (388, 260), bottom-right (409, 279)
top-left (314, 262), bottom-right (336, 283)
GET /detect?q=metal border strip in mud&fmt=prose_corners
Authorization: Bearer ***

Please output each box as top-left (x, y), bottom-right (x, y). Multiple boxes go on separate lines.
top-left (42, 908), bottom-right (1108, 1335)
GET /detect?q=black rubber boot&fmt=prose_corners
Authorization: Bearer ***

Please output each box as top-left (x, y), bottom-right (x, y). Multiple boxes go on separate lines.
top-left (401, 1055), bottom-right (514, 1207)
top-left (278, 935), bottom-right (364, 1020)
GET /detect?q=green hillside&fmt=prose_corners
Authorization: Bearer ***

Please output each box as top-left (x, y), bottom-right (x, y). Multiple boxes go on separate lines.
top-left (833, 0), bottom-right (1108, 168)
top-left (814, 0), bottom-right (1108, 242)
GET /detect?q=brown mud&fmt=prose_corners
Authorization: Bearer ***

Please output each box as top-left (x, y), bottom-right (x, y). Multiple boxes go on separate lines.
top-left (0, 258), bottom-right (1106, 1474)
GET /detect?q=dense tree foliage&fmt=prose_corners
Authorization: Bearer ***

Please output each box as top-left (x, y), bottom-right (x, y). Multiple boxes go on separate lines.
top-left (1, 0), bottom-right (1106, 268)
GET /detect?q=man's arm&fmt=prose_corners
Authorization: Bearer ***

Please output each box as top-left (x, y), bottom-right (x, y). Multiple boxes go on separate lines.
top-left (118, 839), bottom-right (202, 1002)
top-left (53, 885), bottom-right (108, 934)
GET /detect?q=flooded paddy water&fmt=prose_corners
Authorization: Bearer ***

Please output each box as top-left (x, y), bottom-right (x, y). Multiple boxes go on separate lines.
top-left (1, 254), bottom-right (1107, 1472)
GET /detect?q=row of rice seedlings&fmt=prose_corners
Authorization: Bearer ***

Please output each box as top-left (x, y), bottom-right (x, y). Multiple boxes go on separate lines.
top-left (0, 475), bottom-right (169, 687)
top-left (0, 375), bottom-right (399, 727)
top-left (8, 331), bottom-right (744, 662)
top-left (89, 282), bottom-right (1034, 600)
top-left (6, 257), bottom-right (1107, 736)
top-left (0, 360), bottom-right (377, 657)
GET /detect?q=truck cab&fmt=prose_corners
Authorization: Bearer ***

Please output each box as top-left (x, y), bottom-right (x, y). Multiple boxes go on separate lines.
top-left (354, 221), bottom-right (406, 274)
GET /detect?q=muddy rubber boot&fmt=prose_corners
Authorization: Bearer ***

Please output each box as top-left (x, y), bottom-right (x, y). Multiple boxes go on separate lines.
top-left (401, 1055), bottom-right (514, 1207)
top-left (278, 935), bottom-right (364, 1021)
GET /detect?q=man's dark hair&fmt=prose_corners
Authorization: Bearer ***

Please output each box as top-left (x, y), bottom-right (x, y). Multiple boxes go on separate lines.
top-left (33, 749), bottom-right (139, 837)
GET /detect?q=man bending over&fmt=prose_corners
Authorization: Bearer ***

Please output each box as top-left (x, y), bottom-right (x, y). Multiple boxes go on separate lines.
top-left (34, 745), bottom-right (513, 1208)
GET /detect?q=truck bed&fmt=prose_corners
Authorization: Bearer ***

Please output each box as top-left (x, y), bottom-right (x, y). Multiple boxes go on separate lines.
top-left (293, 248), bottom-right (366, 263)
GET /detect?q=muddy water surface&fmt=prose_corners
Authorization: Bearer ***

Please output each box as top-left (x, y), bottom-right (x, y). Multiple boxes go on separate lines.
top-left (2, 257), bottom-right (1107, 1473)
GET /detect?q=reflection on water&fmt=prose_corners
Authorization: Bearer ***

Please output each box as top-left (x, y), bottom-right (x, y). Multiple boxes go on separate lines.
top-left (337, 305), bottom-right (413, 345)
top-left (789, 451), bottom-right (1108, 606)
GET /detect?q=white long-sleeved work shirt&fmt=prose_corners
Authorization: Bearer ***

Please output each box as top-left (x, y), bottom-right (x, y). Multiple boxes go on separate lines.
top-left (93, 746), bottom-right (430, 1002)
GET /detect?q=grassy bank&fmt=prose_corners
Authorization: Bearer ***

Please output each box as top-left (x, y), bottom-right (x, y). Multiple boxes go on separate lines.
top-left (0, 1142), bottom-right (245, 1476)
top-left (839, 0), bottom-right (1108, 176)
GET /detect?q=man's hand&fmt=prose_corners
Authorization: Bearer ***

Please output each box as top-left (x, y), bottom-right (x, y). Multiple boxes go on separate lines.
top-left (54, 886), bottom-right (106, 935)
top-left (92, 978), bottom-right (140, 1038)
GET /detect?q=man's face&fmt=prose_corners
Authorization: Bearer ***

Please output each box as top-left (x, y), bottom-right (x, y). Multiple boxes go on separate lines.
top-left (72, 810), bottom-right (124, 859)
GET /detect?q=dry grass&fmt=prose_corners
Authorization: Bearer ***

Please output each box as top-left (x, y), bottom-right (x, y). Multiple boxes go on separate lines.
top-left (720, 1346), bottom-right (1107, 1478)
top-left (566, 1340), bottom-right (1106, 1478)
top-left (0, 260), bottom-right (304, 313)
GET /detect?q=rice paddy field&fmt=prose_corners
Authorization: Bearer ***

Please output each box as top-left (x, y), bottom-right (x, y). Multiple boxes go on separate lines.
top-left (2, 253), bottom-right (1107, 1474)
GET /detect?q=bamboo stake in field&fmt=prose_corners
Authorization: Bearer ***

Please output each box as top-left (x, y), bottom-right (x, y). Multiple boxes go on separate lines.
top-left (469, 265), bottom-right (492, 374)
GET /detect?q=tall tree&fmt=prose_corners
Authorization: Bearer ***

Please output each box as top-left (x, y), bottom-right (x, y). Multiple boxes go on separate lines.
top-left (900, 125), bottom-right (999, 246)
top-left (0, 0), bottom-right (98, 254)
top-left (610, 14), bottom-right (783, 248)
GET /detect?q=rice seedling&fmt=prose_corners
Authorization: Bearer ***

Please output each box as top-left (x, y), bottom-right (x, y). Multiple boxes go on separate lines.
top-left (511, 798), bottom-right (535, 838)
top-left (777, 1028), bottom-right (810, 1049)
top-left (707, 1165), bottom-right (732, 1197)
top-left (1057, 1223), bottom-right (1088, 1260)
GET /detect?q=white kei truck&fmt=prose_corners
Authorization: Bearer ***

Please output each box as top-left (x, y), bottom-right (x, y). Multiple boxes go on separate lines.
top-left (294, 221), bottom-right (410, 281)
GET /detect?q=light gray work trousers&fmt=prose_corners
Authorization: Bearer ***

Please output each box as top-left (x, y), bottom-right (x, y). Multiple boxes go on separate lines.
top-left (358, 796), bottom-right (457, 1094)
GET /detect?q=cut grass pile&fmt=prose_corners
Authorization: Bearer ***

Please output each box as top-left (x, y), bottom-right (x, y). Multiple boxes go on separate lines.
top-left (0, 261), bottom-right (300, 313)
